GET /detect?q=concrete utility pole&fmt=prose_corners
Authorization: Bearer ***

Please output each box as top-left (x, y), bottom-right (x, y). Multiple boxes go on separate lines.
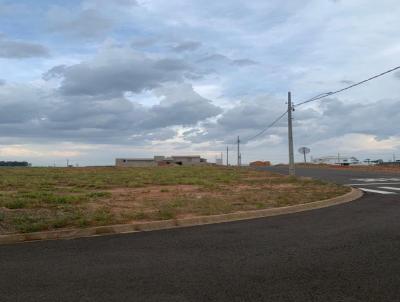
top-left (287, 92), bottom-right (295, 176)
top-left (226, 146), bottom-right (229, 166)
top-left (237, 136), bottom-right (241, 167)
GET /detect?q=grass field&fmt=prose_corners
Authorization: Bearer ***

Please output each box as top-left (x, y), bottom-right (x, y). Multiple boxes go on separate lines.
top-left (0, 166), bottom-right (350, 234)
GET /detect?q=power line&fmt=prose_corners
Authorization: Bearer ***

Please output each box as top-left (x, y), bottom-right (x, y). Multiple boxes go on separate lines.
top-left (295, 65), bottom-right (400, 107)
top-left (226, 65), bottom-right (400, 162)
top-left (243, 109), bottom-right (288, 143)
top-left (224, 109), bottom-right (287, 166)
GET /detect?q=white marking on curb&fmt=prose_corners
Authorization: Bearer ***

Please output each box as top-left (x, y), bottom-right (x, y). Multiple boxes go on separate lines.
top-left (379, 187), bottom-right (400, 191)
top-left (352, 178), bottom-right (400, 182)
top-left (347, 182), bottom-right (400, 186)
top-left (358, 188), bottom-right (397, 195)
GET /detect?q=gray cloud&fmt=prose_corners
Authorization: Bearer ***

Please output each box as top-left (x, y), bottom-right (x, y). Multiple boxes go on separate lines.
top-left (42, 65), bottom-right (67, 81)
top-left (339, 80), bottom-right (354, 85)
top-left (172, 41), bottom-right (202, 52)
top-left (197, 53), bottom-right (258, 68)
top-left (44, 47), bottom-right (194, 97)
top-left (139, 84), bottom-right (222, 129)
top-left (279, 98), bottom-right (400, 146)
top-left (47, 8), bottom-right (113, 38)
top-left (184, 95), bottom-right (400, 147)
top-left (154, 58), bottom-right (190, 71)
top-left (307, 98), bottom-right (400, 139)
top-left (84, 0), bottom-right (138, 8)
top-left (197, 54), bottom-right (230, 64)
top-left (131, 37), bottom-right (158, 48)
top-left (0, 79), bottom-right (5, 86)
top-left (0, 36), bottom-right (49, 59)
top-left (231, 59), bottom-right (258, 66)
top-left (0, 83), bottom-right (221, 145)
top-left (0, 85), bottom-right (48, 125)
top-left (184, 95), bottom-right (290, 144)
top-left (113, 0), bottom-right (138, 5)
top-left (1, 82), bottom-right (399, 164)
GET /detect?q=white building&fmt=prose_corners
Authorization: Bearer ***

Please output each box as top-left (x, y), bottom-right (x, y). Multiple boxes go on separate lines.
top-left (311, 156), bottom-right (360, 166)
top-left (116, 155), bottom-right (207, 167)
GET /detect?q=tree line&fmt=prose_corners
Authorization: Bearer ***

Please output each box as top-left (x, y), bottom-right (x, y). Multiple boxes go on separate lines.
top-left (0, 161), bottom-right (30, 167)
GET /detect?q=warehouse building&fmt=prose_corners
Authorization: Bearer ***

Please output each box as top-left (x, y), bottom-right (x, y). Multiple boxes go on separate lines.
top-left (115, 155), bottom-right (207, 167)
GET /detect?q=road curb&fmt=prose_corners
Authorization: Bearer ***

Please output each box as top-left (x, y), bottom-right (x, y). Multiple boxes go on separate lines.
top-left (0, 188), bottom-right (363, 245)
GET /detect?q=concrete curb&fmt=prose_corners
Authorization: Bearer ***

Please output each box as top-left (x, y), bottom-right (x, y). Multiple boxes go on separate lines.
top-left (0, 188), bottom-right (363, 245)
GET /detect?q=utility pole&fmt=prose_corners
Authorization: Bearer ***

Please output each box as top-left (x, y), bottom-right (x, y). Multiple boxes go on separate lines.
top-left (287, 92), bottom-right (295, 176)
top-left (237, 136), bottom-right (241, 167)
top-left (226, 146), bottom-right (229, 166)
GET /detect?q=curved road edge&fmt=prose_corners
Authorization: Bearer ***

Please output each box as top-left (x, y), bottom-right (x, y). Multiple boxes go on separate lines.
top-left (0, 188), bottom-right (363, 245)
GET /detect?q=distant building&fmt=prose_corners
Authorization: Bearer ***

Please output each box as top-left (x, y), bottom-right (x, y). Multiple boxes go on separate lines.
top-left (215, 158), bottom-right (223, 165)
top-left (249, 161), bottom-right (271, 167)
top-left (311, 156), bottom-right (360, 166)
top-left (116, 155), bottom-right (207, 167)
top-left (115, 158), bottom-right (157, 167)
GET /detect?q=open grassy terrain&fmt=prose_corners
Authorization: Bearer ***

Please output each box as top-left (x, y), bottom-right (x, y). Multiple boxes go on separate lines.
top-left (0, 166), bottom-right (350, 234)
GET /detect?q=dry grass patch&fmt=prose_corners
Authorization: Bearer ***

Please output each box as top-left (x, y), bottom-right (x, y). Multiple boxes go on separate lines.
top-left (0, 166), bottom-right (350, 234)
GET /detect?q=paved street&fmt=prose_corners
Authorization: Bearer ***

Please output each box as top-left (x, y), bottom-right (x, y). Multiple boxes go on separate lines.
top-left (2, 166), bottom-right (400, 301)
top-left (268, 165), bottom-right (400, 195)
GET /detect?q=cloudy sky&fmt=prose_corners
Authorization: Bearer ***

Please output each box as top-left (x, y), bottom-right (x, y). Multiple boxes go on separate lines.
top-left (0, 0), bottom-right (399, 166)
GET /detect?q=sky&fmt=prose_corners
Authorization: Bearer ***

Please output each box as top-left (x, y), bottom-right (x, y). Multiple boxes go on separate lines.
top-left (0, 0), bottom-right (400, 166)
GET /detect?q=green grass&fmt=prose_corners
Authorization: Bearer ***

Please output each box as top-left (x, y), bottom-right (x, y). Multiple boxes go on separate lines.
top-left (8, 208), bottom-right (116, 233)
top-left (0, 192), bottom-right (88, 209)
top-left (4, 199), bottom-right (28, 209)
top-left (0, 166), bottom-right (242, 192)
top-left (0, 166), bottom-right (350, 234)
top-left (12, 214), bottom-right (50, 233)
top-left (157, 206), bottom-right (177, 220)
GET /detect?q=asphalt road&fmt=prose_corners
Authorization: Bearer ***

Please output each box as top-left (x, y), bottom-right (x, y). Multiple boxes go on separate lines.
top-left (2, 167), bottom-right (400, 302)
top-left (267, 165), bottom-right (400, 194)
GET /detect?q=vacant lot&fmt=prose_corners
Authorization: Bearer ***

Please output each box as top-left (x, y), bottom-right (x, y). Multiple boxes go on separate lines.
top-left (0, 166), bottom-right (349, 234)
